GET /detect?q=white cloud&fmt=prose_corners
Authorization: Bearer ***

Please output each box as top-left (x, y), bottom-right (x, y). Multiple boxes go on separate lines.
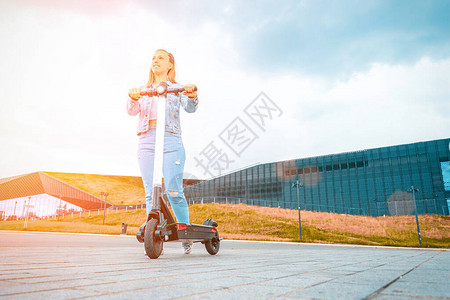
top-left (0, 3), bottom-right (449, 181)
top-left (186, 56), bottom-right (450, 179)
top-left (0, 3), bottom-right (244, 178)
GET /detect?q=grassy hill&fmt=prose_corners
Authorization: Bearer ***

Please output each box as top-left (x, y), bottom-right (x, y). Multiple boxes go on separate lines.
top-left (1, 203), bottom-right (449, 248)
top-left (45, 172), bottom-right (145, 206)
top-left (6, 172), bottom-right (447, 248)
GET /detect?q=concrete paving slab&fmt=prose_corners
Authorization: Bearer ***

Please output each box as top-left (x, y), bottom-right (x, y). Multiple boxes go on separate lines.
top-left (1, 287), bottom-right (103, 300)
top-left (330, 270), bottom-right (404, 286)
top-left (0, 278), bottom-right (110, 295)
top-left (182, 282), bottom-right (299, 300)
top-left (398, 269), bottom-right (450, 284)
top-left (379, 281), bottom-right (450, 298)
top-left (74, 277), bottom-right (196, 293)
top-left (244, 274), bottom-right (336, 289)
top-left (284, 282), bottom-right (380, 300)
top-left (0, 231), bottom-right (448, 300)
top-left (371, 295), bottom-right (426, 300)
top-left (92, 286), bottom-right (210, 300)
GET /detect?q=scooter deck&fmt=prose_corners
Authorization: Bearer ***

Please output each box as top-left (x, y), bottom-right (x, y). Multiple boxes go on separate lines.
top-left (164, 223), bottom-right (218, 242)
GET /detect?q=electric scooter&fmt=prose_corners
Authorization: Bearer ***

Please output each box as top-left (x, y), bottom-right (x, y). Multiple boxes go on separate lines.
top-left (135, 82), bottom-right (221, 259)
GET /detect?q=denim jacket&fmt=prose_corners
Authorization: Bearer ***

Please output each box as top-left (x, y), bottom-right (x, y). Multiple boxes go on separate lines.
top-left (127, 81), bottom-right (198, 136)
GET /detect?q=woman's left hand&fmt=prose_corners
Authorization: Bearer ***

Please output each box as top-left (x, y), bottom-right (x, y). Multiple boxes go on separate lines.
top-left (183, 84), bottom-right (197, 98)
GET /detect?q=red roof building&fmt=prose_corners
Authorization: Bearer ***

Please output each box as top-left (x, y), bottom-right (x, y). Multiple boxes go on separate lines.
top-left (0, 172), bottom-right (111, 219)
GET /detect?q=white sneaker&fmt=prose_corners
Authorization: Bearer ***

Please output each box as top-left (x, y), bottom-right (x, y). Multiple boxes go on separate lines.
top-left (182, 240), bottom-right (193, 254)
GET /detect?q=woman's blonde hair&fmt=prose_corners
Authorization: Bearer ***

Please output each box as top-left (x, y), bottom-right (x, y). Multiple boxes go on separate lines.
top-left (146, 49), bottom-right (176, 87)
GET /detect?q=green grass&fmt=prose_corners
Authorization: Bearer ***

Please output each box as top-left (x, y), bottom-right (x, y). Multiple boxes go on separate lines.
top-left (1, 203), bottom-right (449, 248)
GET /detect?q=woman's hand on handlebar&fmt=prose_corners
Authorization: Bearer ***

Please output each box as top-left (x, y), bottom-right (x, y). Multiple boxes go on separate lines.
top-left (183, 84), bottom-right (197, 98)
top-left (128, 88), bottom-right (142, 101)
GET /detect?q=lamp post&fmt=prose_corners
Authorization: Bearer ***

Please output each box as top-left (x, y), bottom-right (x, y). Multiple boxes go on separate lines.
top-left (23, 196), bottom-right (34, 229)
top-left (292, 180), bottom-right (304, 240)
top-left (24, 197), bottom-right (30, 229)
top-left (408, 185), bottom-right (422, 245)
top-left (13, 200), bottom-right (17, 220)
top-left (372, 198), bottom-right (378, 216)
top-left (101, 192), bottom-right (109, 225)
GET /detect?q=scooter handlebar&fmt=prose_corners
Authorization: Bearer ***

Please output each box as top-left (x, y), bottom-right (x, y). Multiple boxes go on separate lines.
top-left (140, 84), bottom-right (197, 97)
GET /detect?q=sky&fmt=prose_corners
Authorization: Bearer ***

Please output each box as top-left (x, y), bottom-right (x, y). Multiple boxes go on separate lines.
top-left (0, 0), bottom-right (449, 181)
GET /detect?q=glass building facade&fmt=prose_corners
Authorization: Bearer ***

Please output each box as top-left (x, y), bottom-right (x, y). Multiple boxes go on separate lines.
top-left (185, 138), bottom-right (450, 216)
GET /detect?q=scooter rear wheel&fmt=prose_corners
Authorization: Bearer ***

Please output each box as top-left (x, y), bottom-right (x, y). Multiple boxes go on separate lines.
top-left (205, 237), bottom-right (220, 255)
top-left (144, 219), bottom-right (163, 259)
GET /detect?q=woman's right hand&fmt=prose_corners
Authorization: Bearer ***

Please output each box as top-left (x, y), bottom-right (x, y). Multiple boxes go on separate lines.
top-left (128, 88), bottom-right (142, 101)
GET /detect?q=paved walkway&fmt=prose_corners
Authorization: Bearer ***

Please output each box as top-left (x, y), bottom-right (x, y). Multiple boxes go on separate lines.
top-left (0, 231), bottom-right (448, 299)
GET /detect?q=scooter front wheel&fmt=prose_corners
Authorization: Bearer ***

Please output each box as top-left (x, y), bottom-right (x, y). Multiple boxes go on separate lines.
top-left (144, 218), bottom-right (163, 259)
top-left (205, 237), bottom-right (220, 255)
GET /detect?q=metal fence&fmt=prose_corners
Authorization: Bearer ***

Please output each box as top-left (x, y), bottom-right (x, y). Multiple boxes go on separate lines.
top-left (2, 197), bottom-right (446, 221)
top-left (374, 199), bottom-right (447, 216)
top-left (0, 204), bottom-right (146, 221)
top-left (186, 196), bottom-right (446, 217)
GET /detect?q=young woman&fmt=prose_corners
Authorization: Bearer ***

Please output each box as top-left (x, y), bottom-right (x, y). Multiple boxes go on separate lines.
top-left (127, 49), bottom-right (198, 254)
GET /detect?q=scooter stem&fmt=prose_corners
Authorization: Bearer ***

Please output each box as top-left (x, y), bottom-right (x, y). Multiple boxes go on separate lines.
top-left (151, 94), bottom-right (166, 210)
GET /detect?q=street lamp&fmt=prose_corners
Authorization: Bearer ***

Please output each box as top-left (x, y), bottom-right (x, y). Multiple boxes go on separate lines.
top-left (292, 180), bottom-right (304, 240)
top-left (24, 197), bottom-right (30, 229)
top-left (407, 185), bottom-right (422, 245)
top-left (101, 192), bottom-right (109, 225)
top-left (13, 200), bottom-right (17, 220)
top-left (23, 196), bottom-right (34, 229)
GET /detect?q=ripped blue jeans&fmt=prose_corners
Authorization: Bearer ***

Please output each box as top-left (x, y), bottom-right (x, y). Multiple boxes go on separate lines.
top-left (138, 130), bottom-right (189, 224)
